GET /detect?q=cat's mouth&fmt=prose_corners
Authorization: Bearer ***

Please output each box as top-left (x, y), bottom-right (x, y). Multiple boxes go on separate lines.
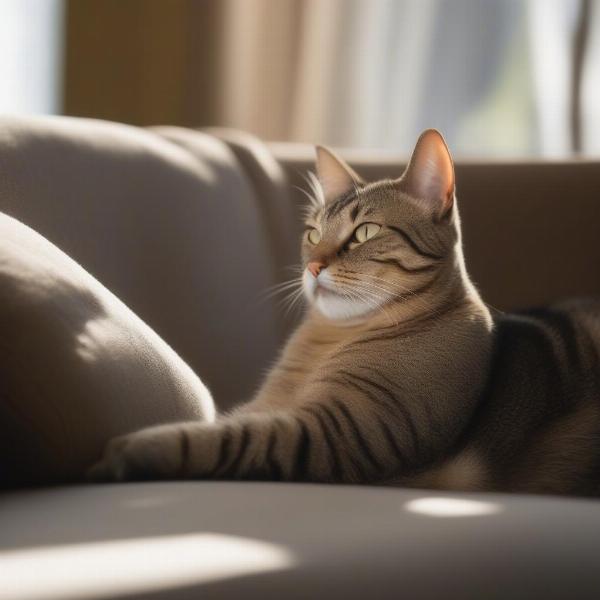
top-left (303, 269), bottom-right (376, 320)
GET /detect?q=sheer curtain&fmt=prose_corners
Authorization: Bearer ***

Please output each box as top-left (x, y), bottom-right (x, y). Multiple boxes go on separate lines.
top-left (219, 0), bottom-right (594, 157)
top-left (0, 0), bottom-right (65, 115)
top-left (582, 0), bottom-right (600, 153)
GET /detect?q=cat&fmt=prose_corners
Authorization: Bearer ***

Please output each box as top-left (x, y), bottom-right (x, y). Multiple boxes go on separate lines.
top-left (89, 129), bottom-right (600, 496)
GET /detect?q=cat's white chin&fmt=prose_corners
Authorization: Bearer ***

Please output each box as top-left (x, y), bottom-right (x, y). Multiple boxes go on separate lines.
top-left (302, 270), bottom-right (377, 321)
top-left (314, 293), bottom-right (376, 320)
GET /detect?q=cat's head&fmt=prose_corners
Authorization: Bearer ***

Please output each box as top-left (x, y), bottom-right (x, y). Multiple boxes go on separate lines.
top-left (302, 129), bottom-right (461, 321)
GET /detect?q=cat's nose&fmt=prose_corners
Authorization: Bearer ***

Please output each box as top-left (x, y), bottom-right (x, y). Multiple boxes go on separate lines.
top-left (307, 261), bottom-right (326, 278)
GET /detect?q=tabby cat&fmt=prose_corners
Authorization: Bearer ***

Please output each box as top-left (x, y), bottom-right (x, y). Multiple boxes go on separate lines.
top-left (90, 129), bottom-right (600, 495)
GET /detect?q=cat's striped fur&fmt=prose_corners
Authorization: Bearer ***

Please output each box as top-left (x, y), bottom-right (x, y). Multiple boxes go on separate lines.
top-left (91, 130), bottom-right (600, 496)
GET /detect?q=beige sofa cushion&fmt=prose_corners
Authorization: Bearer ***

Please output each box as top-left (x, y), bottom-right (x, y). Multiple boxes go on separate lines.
top-left (0, 211), bottom-right (214, 487)
top-left (0, 117), bottom-right (285, 412)
top-left (2, 482), bottom-right (600, 599)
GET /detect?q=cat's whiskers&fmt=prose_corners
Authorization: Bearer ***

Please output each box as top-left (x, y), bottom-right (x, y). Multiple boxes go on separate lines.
top-left (258, 278), bottom-right (304, 303)
top-left (353, 278), bottom-right (398, 298)
top-left (281, 286), bottom-right (306, 317)
top-left (295, 170), bottom-right (325, 217)
top-left (364, 271), bottom-right (454, 319)
top-left (332, 269), bottom-right (453, 324)
top-left (332, 278), bottom-right (398, 326)
top-left (352, 272), bottom-right (417, 294)
top-left (352, 272), bottom-right (445, 313)
top-left (283, 264), bottom-right (304, 274)
top-left (341, 275), bottom-right (409, 303)
top-left (303, 171), bottom-right (325, 206)
top-left (351, 288), bottom-right (398, 326)
top-left (336, 285), bottom-right (378, 315)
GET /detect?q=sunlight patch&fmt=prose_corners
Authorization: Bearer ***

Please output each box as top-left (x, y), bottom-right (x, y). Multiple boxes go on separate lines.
top-left (0, 533), bottom-right (296, 600)
top-left (404, 496), bottom-right (503, 518)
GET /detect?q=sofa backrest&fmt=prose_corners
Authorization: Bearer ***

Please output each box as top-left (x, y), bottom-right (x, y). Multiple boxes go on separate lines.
top-left (0, 117), bottom-right (289, 411)
top-left (1, 116), bottom-right (599, 413)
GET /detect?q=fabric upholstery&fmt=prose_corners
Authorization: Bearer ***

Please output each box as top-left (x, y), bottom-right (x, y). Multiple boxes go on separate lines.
top-left (1, 116), bottom-right (600, 597)
top-left (0, 116), bottom-right (282, 412)
top-left (0, 211), bottom-right (213, 486)
top-left (2, 482), bottom-right (600, 599)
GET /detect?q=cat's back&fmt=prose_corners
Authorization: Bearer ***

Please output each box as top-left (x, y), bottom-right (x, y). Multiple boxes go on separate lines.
top-left (491, 297), bottom-right (600, 396)
top-left (460, 297), bottom-right (600, 494)
top-left (556, 296), bottom-right (600, 358)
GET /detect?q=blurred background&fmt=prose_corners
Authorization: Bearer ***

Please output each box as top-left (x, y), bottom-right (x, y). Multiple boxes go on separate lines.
top-left (2, 0), bottom-right (599, 157)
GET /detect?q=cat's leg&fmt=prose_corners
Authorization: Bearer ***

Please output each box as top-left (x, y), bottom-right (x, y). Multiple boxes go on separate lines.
top-left (88, 413), bottom-right (303, 482)
top-left (89, 410), bottom-right (347, 482)
top-left (88, 392), bottom-right (416, 483)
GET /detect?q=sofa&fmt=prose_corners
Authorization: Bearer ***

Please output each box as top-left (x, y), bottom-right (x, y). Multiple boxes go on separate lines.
top-left (1, 115), bottom-right (600, 599)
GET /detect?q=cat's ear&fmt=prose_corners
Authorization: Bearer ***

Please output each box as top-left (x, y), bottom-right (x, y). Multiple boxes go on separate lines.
top-left (398, 129), bottom-right (455, 219)
top-left (315, 146), bottom-right (363, 204)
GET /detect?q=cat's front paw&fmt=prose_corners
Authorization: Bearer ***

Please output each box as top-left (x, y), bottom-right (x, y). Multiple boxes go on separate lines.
top-left (88, 424), bottom-right (188, 482)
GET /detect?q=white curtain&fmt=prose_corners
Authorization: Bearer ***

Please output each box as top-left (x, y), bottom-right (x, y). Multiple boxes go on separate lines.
top-left (582, 0), bottom-right (600, 153)
top-left (0, 0), bottom-right (65, 115)
top-left (219, 0), bottom-right (593, 157)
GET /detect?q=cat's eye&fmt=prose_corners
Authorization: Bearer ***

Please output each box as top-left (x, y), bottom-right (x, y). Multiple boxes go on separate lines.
top-left (307, 228), bottom-right (321, 245)
top-left (353, 223), bottom-right (381, 245)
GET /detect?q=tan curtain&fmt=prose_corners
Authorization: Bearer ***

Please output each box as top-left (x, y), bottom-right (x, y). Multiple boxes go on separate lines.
top-left (219, 0), bottom-right (357, 143)
top-left (64, 0), bottom-right (223, 127)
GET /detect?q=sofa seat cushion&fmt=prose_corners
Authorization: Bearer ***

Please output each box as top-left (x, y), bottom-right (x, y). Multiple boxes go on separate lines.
top-left (1, 482), bottom-right (599, 599)
top-left (0, 212), bottom-right (214, 487)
